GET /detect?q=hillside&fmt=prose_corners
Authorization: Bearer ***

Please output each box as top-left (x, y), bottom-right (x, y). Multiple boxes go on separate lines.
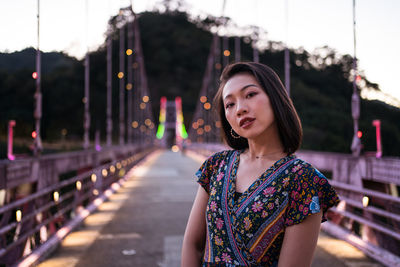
top-left (0, 10), bottom-right (399, 157)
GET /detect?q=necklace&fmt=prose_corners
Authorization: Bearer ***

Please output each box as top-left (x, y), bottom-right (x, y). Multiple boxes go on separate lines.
top-left (255, 154), bottom-right (281, 159)
top-left (244, 150), bottom-right (285, 159)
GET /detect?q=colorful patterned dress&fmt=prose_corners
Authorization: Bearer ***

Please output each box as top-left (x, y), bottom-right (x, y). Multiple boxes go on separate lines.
top-left (196, 150), bottom-right (339, 267)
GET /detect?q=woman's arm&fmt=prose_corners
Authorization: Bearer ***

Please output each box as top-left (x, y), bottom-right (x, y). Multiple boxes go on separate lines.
top-left (278, 212), bottom-right (322, 267)
top-left (181, 185), bottom-right (209, 267)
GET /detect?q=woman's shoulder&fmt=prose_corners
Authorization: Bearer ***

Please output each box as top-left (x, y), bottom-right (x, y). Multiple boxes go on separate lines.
top-left (206, 149), bottom-right (236, 163)
top-left (289, 156), bottom-right (327, 179)
top-left (195, 149), bottom-right (236, 193)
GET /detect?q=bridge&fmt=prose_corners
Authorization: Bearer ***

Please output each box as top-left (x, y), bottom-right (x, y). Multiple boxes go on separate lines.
top-left (1, 1), bottom-right (400, 267)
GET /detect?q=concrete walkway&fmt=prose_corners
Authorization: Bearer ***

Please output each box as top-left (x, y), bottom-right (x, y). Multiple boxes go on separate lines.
top-left (37, 150), bottom-right (383, 267)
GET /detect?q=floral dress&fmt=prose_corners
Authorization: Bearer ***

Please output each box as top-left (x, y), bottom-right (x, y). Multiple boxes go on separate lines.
top-left (196, 150), bottom-right (339, 267)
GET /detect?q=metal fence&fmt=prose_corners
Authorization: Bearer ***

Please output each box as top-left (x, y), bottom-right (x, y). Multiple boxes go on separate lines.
top-left (0, 147), bottom-right (155, 266)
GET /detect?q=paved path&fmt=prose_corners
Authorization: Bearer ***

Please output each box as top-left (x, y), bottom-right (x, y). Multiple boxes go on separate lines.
top-left (37, 150), bottom-right (383, 267)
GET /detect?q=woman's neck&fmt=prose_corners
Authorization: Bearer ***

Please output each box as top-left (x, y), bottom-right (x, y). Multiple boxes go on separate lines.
top-left (244, 125), bottom-right (286, 161)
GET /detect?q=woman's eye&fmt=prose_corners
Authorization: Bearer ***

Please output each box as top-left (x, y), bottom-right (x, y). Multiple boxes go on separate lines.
top-left (225, 103), bottom-right (234, 109)
top-left (246, 92), bottom-right (257, 98)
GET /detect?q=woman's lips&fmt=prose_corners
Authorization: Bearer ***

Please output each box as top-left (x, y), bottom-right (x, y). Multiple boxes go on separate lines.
top-left (241, 118), bottom-right (255, 129)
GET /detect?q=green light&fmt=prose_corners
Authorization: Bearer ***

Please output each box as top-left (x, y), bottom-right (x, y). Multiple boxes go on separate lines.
top-left (156, 124), bottom-right (165, 139)
top-left (181, 124), bottom-right (188, 139)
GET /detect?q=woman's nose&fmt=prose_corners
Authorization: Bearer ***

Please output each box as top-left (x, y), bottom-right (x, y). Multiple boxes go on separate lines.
top-left (236, 101), bottom-right (248, 116)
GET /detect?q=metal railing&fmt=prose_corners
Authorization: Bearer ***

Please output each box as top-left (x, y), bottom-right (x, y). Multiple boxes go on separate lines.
top-left (0, 147), bottom-right (156, 266)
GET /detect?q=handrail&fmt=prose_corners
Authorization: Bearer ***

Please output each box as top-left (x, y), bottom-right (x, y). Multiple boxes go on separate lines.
top-left (329, 180), bottom-right (400, 203)
top-left (331, 207), bottom-right (400, 241)
top-left (339, 195), bottom-right (400, 222)
top-left (0, 147), bottom-right (156, 266)
top-left (0, 171), bottom-right (91, 214)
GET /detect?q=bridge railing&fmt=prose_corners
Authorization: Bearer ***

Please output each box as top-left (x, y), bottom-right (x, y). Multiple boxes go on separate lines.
top-left (0, 145), bottom-right (157, 266)
top-left (187, 143), bottom-right (400, 267)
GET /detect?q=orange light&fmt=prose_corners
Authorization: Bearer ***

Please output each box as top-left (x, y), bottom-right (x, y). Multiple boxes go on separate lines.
top-left (140, 103), bottom-right (146, 109)
top-left (126, 49), bottom-right (133, 56)
top-left (197, 128), bottom-right (204, 135)
top-left (142, 96), bottom-right (149, 103)
top-left (32, 131), bottom-right (37, 139)
top-left (204, 125), bottom-right (211, 132)
top-left (200, 96), bottom-right (207, 103)
top-left (32, 72), bottom-right (38, 79)
top-left (126, 83), bottom-right (132, 90)
top-left (215, 121), bottom-right (222, 128)
top-left (215, 63), bottom-right (222, 70)
top-left (223, 50), bottom-right (230, 57)
top-left (192, 122), bottom-right (198, 129)
top-left (357, 131), bottom-right (362, 138)
top-left (204, 102), bottom-right (211, 110)
top-left (117, 72), bottom-right (124, 79)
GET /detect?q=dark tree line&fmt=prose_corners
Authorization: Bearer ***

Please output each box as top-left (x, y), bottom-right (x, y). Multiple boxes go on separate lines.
top-left (0, 9), bottom-right (399, 158)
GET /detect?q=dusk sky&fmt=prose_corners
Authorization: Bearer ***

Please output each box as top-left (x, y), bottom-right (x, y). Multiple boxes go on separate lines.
top-left (1, 0), bottom-right (399, 107)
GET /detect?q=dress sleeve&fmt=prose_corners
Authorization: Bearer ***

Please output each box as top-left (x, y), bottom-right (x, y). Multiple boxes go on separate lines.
top-left (284, 162), bottom-right (340, 227)
top-left (195, 151), bottom-right (224, 194)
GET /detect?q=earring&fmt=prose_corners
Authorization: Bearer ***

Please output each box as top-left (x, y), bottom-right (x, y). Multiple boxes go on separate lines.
top-left (230, 128), bottom-right (241, 139)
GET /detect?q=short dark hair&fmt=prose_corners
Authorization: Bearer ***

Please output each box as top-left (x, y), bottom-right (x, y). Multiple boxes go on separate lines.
top-left (213, 62), bottom-right (302, 155)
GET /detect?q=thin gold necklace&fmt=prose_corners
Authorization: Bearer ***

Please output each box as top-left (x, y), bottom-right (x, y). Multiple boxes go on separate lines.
top-left (244, 150), bottom-right (285, 159)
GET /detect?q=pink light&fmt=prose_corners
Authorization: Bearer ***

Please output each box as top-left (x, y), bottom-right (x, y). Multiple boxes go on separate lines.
top-left (8, 120), bottom-right (16, 160)
top-left (372, 120), bottom-right (382, 158)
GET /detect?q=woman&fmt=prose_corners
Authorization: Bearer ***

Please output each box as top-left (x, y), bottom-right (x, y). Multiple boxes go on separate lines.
top-left (181, 62), bottom-right (339, 267)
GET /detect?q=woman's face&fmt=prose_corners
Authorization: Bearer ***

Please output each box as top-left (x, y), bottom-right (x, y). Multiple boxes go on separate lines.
top-left (222, 73), bottom-right (276, 140)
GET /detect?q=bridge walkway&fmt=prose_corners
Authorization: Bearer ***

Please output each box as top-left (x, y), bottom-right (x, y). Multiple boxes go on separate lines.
top-left (37, 150), bottom-right (384, 267)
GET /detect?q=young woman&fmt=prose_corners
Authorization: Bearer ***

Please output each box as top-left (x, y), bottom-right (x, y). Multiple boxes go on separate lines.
top-left (181, 62), bottom-right (339, 267)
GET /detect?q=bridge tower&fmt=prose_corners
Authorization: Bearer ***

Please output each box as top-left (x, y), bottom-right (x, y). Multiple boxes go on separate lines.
top-left (104, 6), bottom-right (156, 147)
top-left (156, 97), bottom-right (188, 148)
top-left (189, 34), bottom-right (223, 144)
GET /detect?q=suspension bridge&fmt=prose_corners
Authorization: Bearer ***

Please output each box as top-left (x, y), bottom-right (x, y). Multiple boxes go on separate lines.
top-left (1, 2), bottom-right (400, 267)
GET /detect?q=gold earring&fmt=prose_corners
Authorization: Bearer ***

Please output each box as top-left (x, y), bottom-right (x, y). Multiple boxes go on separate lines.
top-left (230, 128), bottom-right (241, 139)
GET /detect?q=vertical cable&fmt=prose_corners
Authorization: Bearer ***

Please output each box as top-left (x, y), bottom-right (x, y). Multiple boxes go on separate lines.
top-left (34, 0), bottom-right (43, 155)
top-left (83, 0), bottom-right (91, 149)
top-left (351, 0), bottom-right (361, 156)
top-left (284, 0), bottom-right (290, 96)
top-left (119, 23), bottom-right (126, 145)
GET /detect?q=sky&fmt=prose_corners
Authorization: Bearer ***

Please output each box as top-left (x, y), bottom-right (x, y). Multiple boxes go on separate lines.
top-left (1, 0), bottom-right (399, 107)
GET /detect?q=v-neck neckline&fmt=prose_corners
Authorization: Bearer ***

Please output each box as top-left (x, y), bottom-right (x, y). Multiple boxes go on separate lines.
top-left (231, 149), bottom-right (292, 202)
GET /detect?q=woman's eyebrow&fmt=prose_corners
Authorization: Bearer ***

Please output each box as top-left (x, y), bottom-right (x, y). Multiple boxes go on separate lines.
top-left (223, 84), bottom-right (258, 100)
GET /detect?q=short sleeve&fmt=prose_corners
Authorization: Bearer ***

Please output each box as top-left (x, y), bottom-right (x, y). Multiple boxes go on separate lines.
top-left (284, 161), bottom-right (340, 227)
top-left (195, 151), bottom-right (226, 194)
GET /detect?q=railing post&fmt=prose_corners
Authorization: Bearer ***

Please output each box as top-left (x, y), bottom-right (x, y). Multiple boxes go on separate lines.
top-left (119, 24), bottom-right (126, 145)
